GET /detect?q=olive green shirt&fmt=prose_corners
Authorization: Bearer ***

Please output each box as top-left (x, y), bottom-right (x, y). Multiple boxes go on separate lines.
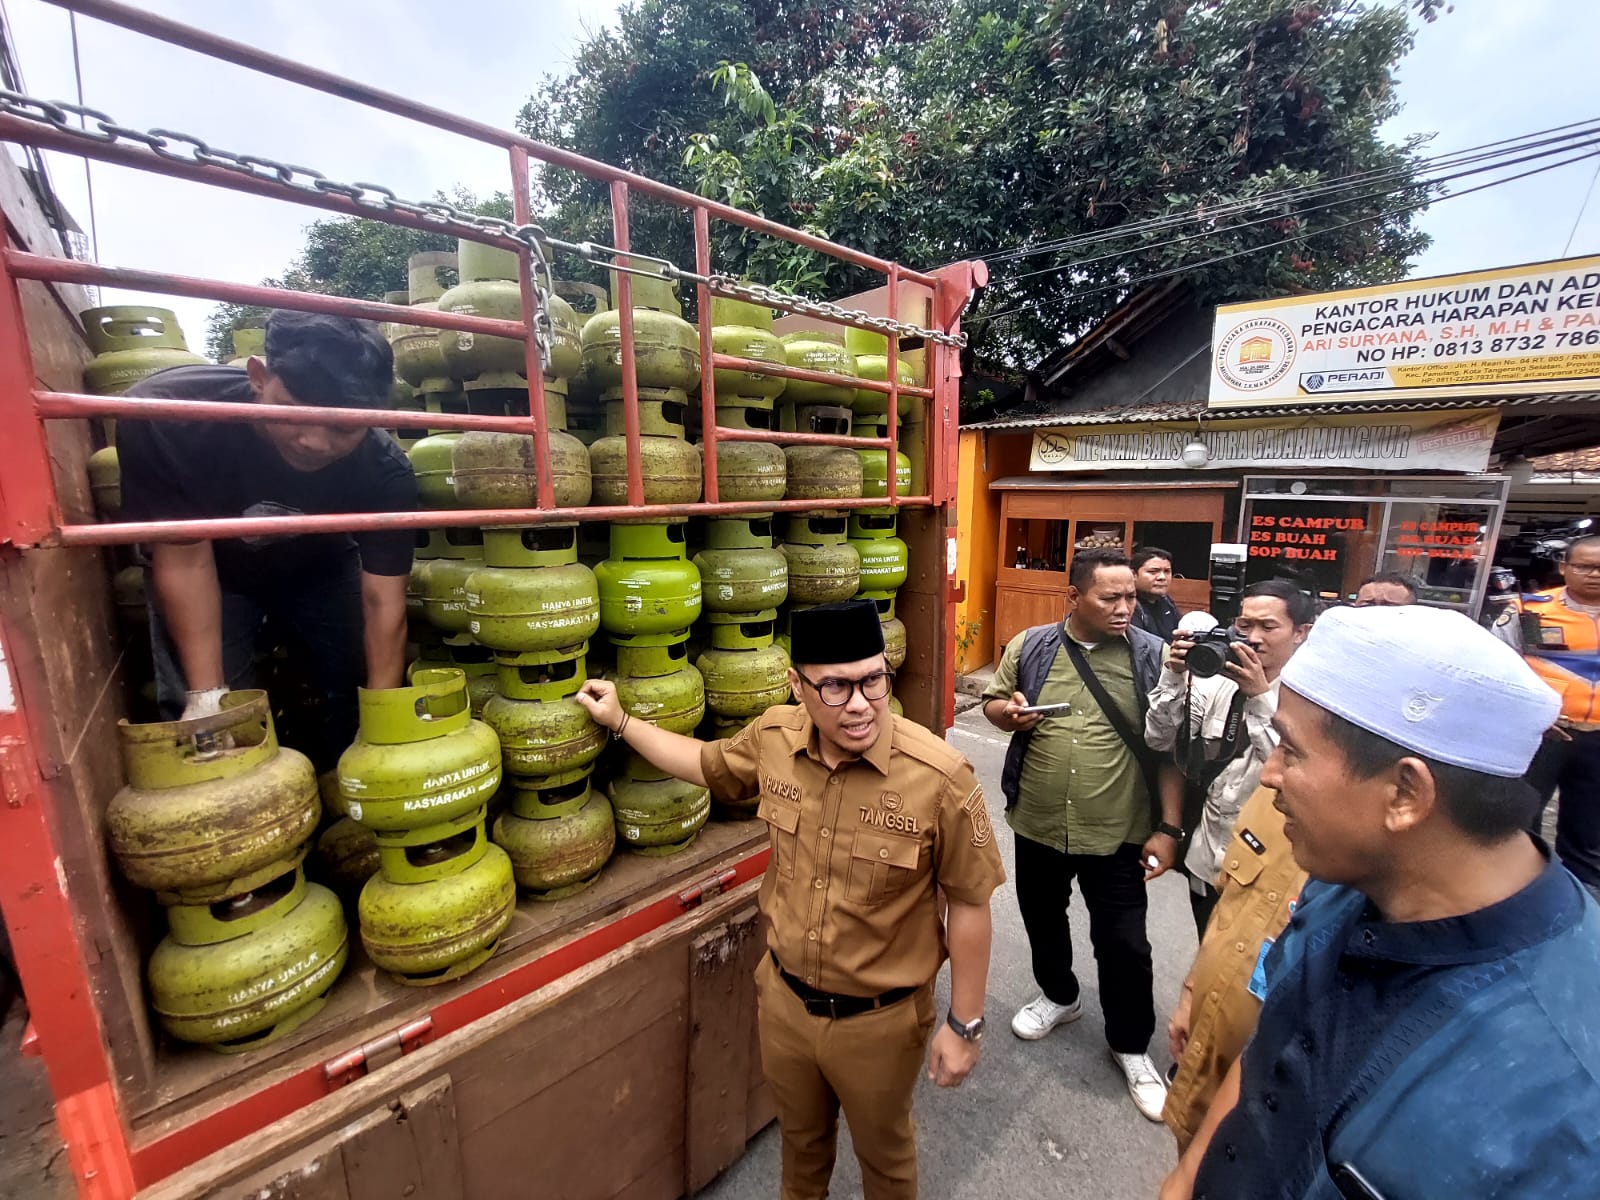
top-left (984, 625), bottom-right (1151, 855)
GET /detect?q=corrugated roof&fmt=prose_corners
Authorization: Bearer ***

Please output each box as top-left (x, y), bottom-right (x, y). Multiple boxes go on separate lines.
top-left (964, 391), bottom-right (1600, 431)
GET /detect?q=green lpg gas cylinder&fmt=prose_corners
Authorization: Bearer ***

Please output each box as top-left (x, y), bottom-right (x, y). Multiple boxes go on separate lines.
top-left (711, 295), bottom-right (787, 403)
top-left (407, 390), bottom-right (472, 510)
top-left (226, 326), bottom-right (266, 368)
top-left (87, 445), bottom-right (121, 518)
top-left (696, 612), bottom-right (791, 721)
top-left (336, 669), bottom-right (501, 834)
top-left (589, 388), bottom-right (703, 506)
top-left (451, 424), bottom-right (592, 509)
top-left (482, 647), bottom-right (607, 780)
top-left (783, 405), bottom-right (863, 502)
top-left (844, 327), bottom-right (919, 419)
top-left (612, 640), bottom-right (705, 735)
top-left (407, 636), bottom-right (498, 717)
top-left (581, 273), bottom-right (700, 396)
top-left (81, 306), bottom-right (207, 396)
top-left (782, 514), bottom-right (861, 604)
top-left (607, 752), bottom-right (710, 856)
top-left (857, 439), bottom-right (912, 500)
top-left (708, 406), bottom-right (786, 503)
top-left (107, 691), bottom-right (319, 903)
top-left (849, 512), bottom-right (909, 594)
top-left (314, 816), bottom-right (381, 896)
top-left (437, 240), bottom-right (583, 390)
top-left (148, 867), bottom-right (348, 1052)
top-left (778, 329), bottom-right (856, 408)
top-left (596, 521), bottom-right (703, 641)
top-left (493, 770), bottom-right (616, 900)
top-left (864, 593), bottom-right (907, 670)
top-left (464, 525), bottom-right (600, 654)
top-left (693, 515), bottom-right (788, 614)
top-left (407, 529), bottom-right (447, 623)
top-left (418, 527), bottom-right (484, 634)
top-left (112, 564), bottom-right (147, 629)
top-left (358, 820), bottom-right (515, 986)
top-left (392, 252), bottom-right (458, 398)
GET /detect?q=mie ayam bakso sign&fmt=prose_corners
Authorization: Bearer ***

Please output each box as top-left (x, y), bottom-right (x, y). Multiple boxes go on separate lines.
top-left (1207, 254), bottom-right (1600, 407)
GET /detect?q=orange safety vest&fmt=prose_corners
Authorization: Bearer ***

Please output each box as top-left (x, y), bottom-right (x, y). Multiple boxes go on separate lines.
top-left (1516, 588), bottom-right (1600, 725)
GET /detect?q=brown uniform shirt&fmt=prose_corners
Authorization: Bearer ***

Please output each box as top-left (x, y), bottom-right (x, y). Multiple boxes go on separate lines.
top-left (1163, 785), bottom-right (1307, 1151)
top-left (701, 705), bottom-right (1006, 996)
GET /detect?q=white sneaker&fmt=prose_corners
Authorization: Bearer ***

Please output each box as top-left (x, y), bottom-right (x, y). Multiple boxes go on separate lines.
top-left (1110, 1049), bottom-right (1168, 1122)
top-left (1009, 993), bottom-right (1083, 1040)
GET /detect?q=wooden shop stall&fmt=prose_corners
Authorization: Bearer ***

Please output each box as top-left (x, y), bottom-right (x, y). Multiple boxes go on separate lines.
top-left (0, 7), bottom-right (979, 1198)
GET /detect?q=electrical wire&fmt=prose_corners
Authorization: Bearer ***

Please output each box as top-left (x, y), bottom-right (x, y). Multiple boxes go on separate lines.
top-left (968, 145), bottom-right (1600, 328)
top-left (981, 119), bottom-right (1600, 267)
top-left (68, 11), bottom-right (99, 266)
top-left (1005, 130), bottom-right (1600, 285)
top-left (1562, 159), bottom-right (1600, 257)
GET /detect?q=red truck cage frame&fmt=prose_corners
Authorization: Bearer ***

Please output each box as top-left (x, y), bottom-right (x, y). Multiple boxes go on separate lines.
top-left (0, 2), bottom-right (985, 1195)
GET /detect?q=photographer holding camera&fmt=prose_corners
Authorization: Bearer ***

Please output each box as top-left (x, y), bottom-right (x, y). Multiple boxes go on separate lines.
top-left (1144, 580), bottom-right (1314, 936)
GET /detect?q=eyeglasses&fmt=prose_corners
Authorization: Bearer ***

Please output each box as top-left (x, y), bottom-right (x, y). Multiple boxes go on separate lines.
top-left (796, 669), bottom-right (895, 707)
top-left (1565, 562), bottom-right (1600, 576)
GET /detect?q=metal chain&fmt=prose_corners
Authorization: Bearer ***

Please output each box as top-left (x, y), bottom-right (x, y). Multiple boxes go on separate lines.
top-left (0, 88), bottom-right (966, 349)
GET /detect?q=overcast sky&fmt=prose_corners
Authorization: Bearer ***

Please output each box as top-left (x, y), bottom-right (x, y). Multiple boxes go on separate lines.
top-left (4, 0), bottom-right (1595, 355)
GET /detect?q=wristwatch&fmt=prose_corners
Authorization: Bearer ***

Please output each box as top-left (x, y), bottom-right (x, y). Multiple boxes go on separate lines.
top-left (946, 1010), bottom-right (986, 1042)
top-left (1156, 821), bottom-right (1185, 840)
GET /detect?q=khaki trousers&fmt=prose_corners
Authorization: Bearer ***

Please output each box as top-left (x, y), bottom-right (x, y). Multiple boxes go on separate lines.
top-left (754, 954), bottom-right (936, 1200)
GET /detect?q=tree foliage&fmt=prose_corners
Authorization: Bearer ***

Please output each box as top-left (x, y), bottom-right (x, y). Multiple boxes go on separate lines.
top-left (203, 190), bottom-right (511, 361)
top-left (521, 0), bottom-right (1444, 372)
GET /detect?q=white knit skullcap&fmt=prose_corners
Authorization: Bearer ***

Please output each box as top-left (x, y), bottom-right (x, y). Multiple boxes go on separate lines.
top-left (1280, 604), bottom-right (1559, 778)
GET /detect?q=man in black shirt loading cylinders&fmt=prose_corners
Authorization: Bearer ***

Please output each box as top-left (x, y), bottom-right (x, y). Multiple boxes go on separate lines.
top-left (119, 311), bottom-right (417, 766)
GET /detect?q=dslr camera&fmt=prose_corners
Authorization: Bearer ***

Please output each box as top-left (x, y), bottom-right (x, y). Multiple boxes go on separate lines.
top-left (1185, 627), bottom-right (1251, 678)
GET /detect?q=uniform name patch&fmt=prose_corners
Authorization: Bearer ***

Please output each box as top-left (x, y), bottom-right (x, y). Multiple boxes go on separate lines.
top-left (762, 775), bottom-right (802, 804)
top-left (859, 807), bottom-right (920, 834)
top-left (960, 787), bottom-right (992, 848)
top-left (1240, 828), bottom-right (1266, 856)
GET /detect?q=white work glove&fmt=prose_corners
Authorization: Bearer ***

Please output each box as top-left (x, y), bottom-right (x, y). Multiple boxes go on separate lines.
top-left (181, 687), bottom-right (228, 721)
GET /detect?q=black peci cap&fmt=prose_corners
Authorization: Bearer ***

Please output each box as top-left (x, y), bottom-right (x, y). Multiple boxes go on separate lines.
top-left (789, 599), bottom-right (885, 667)
top-left (263, 310), bottom-right (394, 409)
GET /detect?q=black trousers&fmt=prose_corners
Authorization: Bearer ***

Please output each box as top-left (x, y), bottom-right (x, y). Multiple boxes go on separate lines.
top-left (1528, 728), bottom-right (1600, 894)
top-left (1013, 834), bottom-right (1155, 1055)
top-left (147, 556), bottom-right (364, 771)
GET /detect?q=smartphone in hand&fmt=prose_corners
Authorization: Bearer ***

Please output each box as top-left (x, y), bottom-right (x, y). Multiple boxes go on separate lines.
top-left (1018, 702), bottom-right (1072, 715)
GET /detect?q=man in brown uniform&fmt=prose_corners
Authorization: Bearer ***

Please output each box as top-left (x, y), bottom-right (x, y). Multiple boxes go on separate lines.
top-left (577, 599), bottom-right (1005, 1200)
top-left (1161, 784), bottom-right (1305, 1151)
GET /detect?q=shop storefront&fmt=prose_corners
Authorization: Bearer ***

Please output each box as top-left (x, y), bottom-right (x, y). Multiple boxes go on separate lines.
top-left (973, 407), bottom-right (1502, 657)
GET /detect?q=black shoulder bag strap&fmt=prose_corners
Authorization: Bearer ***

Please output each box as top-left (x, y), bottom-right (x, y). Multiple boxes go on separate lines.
top-left (1179, 682), bottom-right (1250, 793)
top-left (1058, 636), bottom-right (1161, 819)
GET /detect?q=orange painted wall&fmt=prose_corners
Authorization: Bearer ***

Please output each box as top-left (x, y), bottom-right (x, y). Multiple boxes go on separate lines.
top-left (954, 429), bottom-right (1034, 670)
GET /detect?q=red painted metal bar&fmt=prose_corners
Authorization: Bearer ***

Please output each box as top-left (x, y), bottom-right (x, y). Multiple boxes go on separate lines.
top-left (693, 206), bottom-right (720, 503)
top-left (609, 181), bottom-right (646, 508)
top-left (44, 0), bottom-right (940, 289)
top-left (508, 145), bottom-right (556, 510)
top-left (6, 251), bottom-right (525, 340)
top-left (53, 495), bottom-right (932, 549)
top-left (711, 352), bottom-right (934, 400)
top-left (0, 277), bottom-right (60, 548)
top-left (36, 392), bottom-right (537, 433)
top-left (886, 265), bottom-right (901, 505)
top-left (129, 847), bottom-right (773, 1187)
top-left (0, 115), bottom-right (527, 254)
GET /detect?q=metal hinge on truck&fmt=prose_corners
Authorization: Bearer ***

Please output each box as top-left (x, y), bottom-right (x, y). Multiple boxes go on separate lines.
top-left (321, 1016), bottom-right (434, 1089)
top-left (677, 868), bottom-right (738, 910)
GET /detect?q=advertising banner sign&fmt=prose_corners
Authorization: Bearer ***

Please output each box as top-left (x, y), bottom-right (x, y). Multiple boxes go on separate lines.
top-left (1207, 254), bottom-right (1600, 407)
top-left (1027, 409), bottom-right (1499, 473)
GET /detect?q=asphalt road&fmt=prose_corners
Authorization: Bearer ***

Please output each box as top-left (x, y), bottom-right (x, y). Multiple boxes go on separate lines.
top-left (700, 704), bottom-right (1195, 1200)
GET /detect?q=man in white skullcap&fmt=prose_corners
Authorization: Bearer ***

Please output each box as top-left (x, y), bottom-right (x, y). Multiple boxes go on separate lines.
top-left (1161, 605), bottom-right (1600, 1200)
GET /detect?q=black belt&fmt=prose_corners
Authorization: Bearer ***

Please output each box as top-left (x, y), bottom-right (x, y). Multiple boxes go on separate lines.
top-left (771, 951), bottom-right (916, 1019)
